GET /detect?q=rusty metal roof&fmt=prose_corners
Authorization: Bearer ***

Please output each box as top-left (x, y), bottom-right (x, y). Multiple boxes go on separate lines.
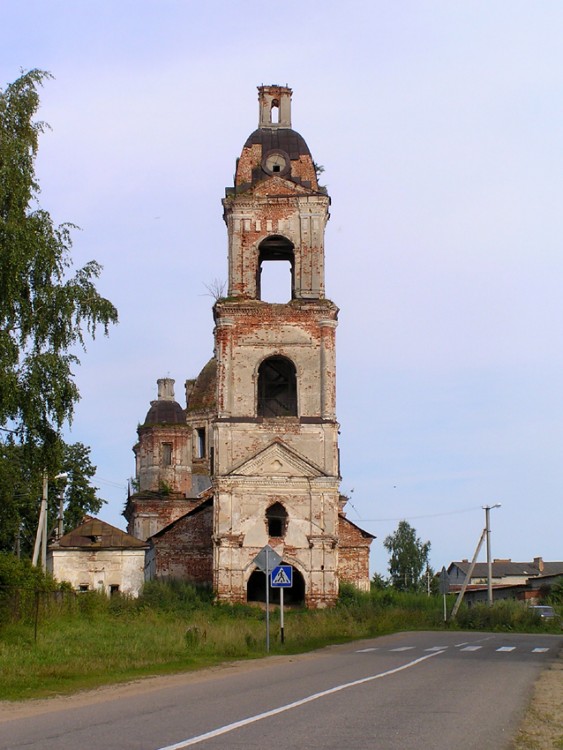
top-left (244, 128), bottom-right (311, 160)
top-left (187, 357), bottom-right (217, 412)
top-left (52, 516), bottom-right (148, 549)
top-left (143, 398), bottom-right (186, 426)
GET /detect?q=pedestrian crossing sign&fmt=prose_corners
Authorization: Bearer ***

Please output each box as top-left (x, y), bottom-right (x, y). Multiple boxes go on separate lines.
top-left (271, 565), bottom-right (293, 588)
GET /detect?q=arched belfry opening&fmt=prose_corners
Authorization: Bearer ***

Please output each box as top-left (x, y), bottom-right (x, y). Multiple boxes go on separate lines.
top-left (257, 356), bottom-right (297, 417)
top-left (270, 98), bottom-right (280, 124)
top-left (257, 235), bottom-right (294, 302)
top-left (247, 565), bottom-right (305, 605)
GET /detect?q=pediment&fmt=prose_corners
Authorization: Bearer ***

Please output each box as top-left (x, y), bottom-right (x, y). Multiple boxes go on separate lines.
top-left (229, 441), bottom-right (325, 479)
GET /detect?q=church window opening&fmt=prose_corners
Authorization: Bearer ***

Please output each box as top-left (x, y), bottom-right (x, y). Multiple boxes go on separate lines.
top-left (161, 443), bottom-right (172, 466)
top-left (271, 99), bottom-right (280, 124)
top-left (266, 502), bottom-right (288, 537)
top-left (257, 235), bottom-right (294, 302)
top-left (195, 427), bottom-right (206, 458)
top-left (258, 356), bottom-right (297, 417)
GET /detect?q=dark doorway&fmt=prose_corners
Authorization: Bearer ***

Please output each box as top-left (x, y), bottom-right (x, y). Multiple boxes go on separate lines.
top-left (247, 566), bottom-right (305, 605)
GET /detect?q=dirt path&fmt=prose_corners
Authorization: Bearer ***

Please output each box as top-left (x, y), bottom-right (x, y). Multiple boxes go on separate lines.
top-left (511, 647), bottom-right (563, 749)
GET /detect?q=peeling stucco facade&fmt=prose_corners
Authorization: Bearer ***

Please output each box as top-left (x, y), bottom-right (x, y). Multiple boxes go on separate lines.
top-left (125, 85), bottom-right (374, 606)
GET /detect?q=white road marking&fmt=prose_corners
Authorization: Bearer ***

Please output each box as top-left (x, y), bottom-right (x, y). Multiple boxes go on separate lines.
top-left (460, 646), bottom-right (482, 652)
top-left (356, 647), bottom-right (378, 652)
top-left (532, 647), bottom-right (549, 653)
top-left (156, 650), bottom-right (445, 749)
top-left (425, 646), bottom-right (449, 652)
top-left (390, 646), bottom-right (415, 652)
top-left (496, 646), bottom-right (516, 652)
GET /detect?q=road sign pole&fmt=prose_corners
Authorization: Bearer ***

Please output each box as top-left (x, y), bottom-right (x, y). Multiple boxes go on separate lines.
top-left (265, 547), bottom-right (270, 653)
top-left (280, 587), bottom-right (285, 644)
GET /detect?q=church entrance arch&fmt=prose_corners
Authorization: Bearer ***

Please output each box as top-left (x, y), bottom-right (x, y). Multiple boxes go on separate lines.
top-left (247, 565), bottom-right (305, 605)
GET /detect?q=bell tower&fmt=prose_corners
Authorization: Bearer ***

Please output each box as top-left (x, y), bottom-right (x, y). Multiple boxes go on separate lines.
top-left (213, 85), bottom-right (340, 607)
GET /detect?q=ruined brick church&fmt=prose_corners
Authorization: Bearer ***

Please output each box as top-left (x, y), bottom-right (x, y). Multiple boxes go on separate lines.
top-left (124, 85), bottom-right (373, 607)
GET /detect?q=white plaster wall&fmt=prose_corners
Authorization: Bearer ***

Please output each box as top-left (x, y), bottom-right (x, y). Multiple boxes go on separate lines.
top-left (48, 549), bottom-right (146, 597)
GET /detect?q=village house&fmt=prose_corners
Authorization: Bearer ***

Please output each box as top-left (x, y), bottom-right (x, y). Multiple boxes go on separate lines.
top-left (447, 557), bottom-right (563, 604)
top-left (47, 516), bottom-right (148, 597)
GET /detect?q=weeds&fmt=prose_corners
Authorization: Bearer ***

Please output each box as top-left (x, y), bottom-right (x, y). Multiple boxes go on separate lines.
top-left (0, 579), bottom-right (560, 701)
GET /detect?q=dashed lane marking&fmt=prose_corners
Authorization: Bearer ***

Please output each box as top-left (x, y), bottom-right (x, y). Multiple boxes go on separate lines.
top-left (356, 648), bottom-right (378, 653)
top-left (496, 646), bottom-right (516, 652)
top-left (460, 646), bottom-right (482, 651)
top-left (425, 646), bottom-right (449, 652)
top-left (532, 647), bottom-right (549, 653)
top-left (390, 646), bottom-right (416, 652)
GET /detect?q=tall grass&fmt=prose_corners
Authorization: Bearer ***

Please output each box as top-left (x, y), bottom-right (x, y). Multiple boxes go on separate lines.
top-left (0, 581), bottom-right (559, 701)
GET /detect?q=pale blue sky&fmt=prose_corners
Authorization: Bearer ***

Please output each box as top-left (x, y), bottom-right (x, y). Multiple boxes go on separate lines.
top-left (2, 1), bottom-right (562, 574)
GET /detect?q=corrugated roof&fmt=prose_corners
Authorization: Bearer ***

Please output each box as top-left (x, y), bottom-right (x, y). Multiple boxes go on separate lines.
top-left (449, 560), bottom-right (563, 578)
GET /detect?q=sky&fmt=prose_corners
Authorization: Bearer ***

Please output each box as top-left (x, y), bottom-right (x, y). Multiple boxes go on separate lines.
top-left (2, 1), bottom-right (562, 576)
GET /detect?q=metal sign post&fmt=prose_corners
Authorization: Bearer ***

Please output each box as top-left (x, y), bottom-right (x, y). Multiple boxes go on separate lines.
top-left (439, 567), bottom-right (450, 622)
top-left (271, 565), bottom-right (293, 645)
top-left (253, 545), bottom-right (282, 653)
top-left (265, 547), bottom-right (270, 651)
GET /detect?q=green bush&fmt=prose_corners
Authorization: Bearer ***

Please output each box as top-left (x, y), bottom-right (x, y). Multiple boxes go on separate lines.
top-left (455, 600), bottom-right (559, 632)
top-left (139, 579), bottom-right (214, 614)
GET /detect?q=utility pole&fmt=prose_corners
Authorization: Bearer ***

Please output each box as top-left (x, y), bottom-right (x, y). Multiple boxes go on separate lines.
top-left (56, 473), bottom-right (69, 539)
top-left (32, 471), bottom-right (68, 569)
top-left (484, 503), bottom-right (501, 607)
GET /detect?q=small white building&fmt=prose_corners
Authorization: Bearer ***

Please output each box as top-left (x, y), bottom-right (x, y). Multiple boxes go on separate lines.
top-left (47, 516), bottom-right (148, 597)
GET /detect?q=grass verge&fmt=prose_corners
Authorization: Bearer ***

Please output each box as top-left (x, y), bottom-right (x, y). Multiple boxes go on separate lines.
top-left (1, 582), bottom-right (561, 702)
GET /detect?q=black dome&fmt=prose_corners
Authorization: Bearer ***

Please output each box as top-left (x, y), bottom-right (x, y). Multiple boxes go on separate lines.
top-left (243, 128), bottom-right (311, 160)
top-left (143, 399), bottom-right (185, 425)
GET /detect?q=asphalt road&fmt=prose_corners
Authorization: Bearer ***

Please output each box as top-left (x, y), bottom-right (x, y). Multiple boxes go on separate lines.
top-left (1, 631), bottom-right (561, 750)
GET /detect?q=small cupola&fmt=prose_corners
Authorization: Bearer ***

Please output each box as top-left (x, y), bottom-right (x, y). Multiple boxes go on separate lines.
top-left (143, 379), bottom-right (186, 425)
top-left (258, 85), bottom-right (292, 129)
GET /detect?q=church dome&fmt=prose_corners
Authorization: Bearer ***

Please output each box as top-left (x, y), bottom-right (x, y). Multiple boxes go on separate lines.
top-left (143, 399), bottom-right (185, 425)
top-left (242, 127), bottom-right (311, 161)
top-left (187, 358), bottom-right (217, 412)
top-left (143, 378), bottom-right (186, 425)
top-left (232, 85), bottom-right (319, 193)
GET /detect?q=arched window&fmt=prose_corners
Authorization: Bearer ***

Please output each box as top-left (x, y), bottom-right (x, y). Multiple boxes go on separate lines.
top-left (266, 502), bottom-right (288, 538)
top-left (270, 98), bottom-right (280, 124)
top-left (257, 356), bottom-right (297, 417)
top-left (257, 235), bottom-right (294, 302)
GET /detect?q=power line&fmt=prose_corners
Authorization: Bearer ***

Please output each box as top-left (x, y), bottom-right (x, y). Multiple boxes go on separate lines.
top-left (94, 476), bottom-right (127, 490)
top-left (357, 505), bottom-right (483, 524)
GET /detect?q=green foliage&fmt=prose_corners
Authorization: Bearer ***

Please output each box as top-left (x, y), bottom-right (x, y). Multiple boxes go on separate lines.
top-left (0, 580), bottom-right (558, 701)
top-left (139, 579), bottom-right (214, 614)
top-left (61, 441), bottom-right (105, 530)
top-left (547, 577), bottom-right (563, 604)
top-left (384, 520), bottom-right (431, 592)
top-left (371, 571), bottom-right (390, 590)
top-left (0, 551), bottom-right (55, 591)
top-left (455, 600), bottom-right (561, 632)
top-left (0, 69), bottom-right (116, 553)
top-left (0, 440), bottom-right (106, 554)
top-left (0, 70), bottom-right (117, 458)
